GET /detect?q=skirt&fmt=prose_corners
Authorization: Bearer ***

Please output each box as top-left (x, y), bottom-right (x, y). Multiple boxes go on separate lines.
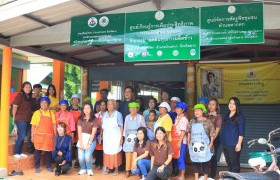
top-left (103, 152), bottom-right (122, 169)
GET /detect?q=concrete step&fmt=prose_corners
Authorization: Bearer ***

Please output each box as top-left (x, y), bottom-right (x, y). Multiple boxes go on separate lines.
top-left (8, 153), bottom-right (46, 172)
top-left (8, 137), bottom-right (29, 156)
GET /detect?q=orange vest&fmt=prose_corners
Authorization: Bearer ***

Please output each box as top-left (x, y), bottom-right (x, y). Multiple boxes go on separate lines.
top-left (171, 116), bottom-right (184, 159)
top-left (34, 110), bottom-right (55, 151)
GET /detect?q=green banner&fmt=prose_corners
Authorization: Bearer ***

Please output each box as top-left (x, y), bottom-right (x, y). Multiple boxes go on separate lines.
top-left (200, 2), bottom-right (264, 45)
top-left (70, 14), bottom-right (125, 46)
top-left (124, 8), bottom-right (200, 62)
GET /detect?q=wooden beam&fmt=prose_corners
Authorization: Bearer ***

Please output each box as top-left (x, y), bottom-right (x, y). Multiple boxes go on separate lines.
top-left (23, 14), bottom-right (52, 27)
top-left (151, 0), bottom-right (161, 10)
top-left (76, 0), bottom-right (100, 14)
top-left (265, 34), bottom-right (280, 41)
top-left (85, 53), bottom-right (124, 65)
top-left (65, 44), bottom-right (122, 57)
top-left (203, 47), bottom-right (248, 59)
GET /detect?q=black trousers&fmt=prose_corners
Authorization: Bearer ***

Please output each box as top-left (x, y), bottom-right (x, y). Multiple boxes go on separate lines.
top-left (193, 162), bottom-right (209, 174)
top-left (34, 149), bottom-right (52, 169)
top-left (223, 146), bottom-right (241, 173)
top-left (146, 165), bottom-right (173, 180)
top-left (94, 150), bottom-right (103, 167)
top-left (210, 136), bottom-right (220, 178)
top-left (55, 156), bottom-right (70, 173)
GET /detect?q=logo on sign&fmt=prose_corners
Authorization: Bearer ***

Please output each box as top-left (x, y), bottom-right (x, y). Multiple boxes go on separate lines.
top-left (155, 11), bottom-right (164, 21)
top-left (99, 16), bottom-right (109, 27)
top-left (88, 17), bottom-right (98, 28)
top-left (190, 49), bottom-right (196, 56)
top-left (157, 50), bottom-right (163, 57)
top-left (228, 6), bottom-right (236, 14)
top-left (141, 51), bottom-right (147, 57)
top-left (128, 52), bottom-right (134, 58)
top-left (173, 50), bottom-right (179, 56)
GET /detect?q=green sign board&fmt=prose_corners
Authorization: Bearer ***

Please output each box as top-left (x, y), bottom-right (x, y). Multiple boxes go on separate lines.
top-left (70, 13), bottom-right (125, 46)
top-left (200, 2), bottom-right (264, 45)
top-left (124, 8), bottom-right (200, 62)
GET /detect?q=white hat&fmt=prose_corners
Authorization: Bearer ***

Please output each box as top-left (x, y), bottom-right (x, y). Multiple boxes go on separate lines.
top-left (71, 94), bottom-right (81, 100)
top-left (171, 97), bottom-right (181, 102)
top-left (158, 102), bottom-right (171, 112)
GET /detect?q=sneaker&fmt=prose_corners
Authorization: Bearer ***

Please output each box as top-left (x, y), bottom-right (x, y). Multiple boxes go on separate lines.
top-left (78, 169), bottom-right (87, 175)
top-left (46, 168), bottom-right (53, 172)
top-left (87, 170), bottom-right (93, 176)
top-left (140, 175), bottom-right (146, 180)
top-left (35, 168), bottom-right (40, 173)
top-left (14, 154), bottom-right (21, 158)
top-left (20, 153), bottom-right (28, 158)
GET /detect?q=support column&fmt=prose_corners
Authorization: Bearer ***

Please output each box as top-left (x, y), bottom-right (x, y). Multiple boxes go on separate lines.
top-left (22, 56), bottom-right (28, 82)
top-left (81, 67), bottom-right (88, 103)
top-left (186, 62), bottom-right (196, 118)
top-left (0, 46), bottom-right (12, 177)
top-left (52, 60), bottom-right (65, 100)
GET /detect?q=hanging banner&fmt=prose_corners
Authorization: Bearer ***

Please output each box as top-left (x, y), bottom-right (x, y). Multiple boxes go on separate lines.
top-left (200, 2), bottom-right (264, 46)
top-left (196, 61), bottom-right (280, 104)
top-left (124, 8), bottom-right (200, 62)
top-left (70, 13), bottom-right (125, 46)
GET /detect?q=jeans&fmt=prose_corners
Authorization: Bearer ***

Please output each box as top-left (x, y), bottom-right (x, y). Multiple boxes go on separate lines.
top-left (210, 136), bottom-right (220, 178)
top-left (55, 156), bottom-right (70, 173)
top-left (131, 159), bottom-right (151, 176)
top-left (224, 146), bottom-right (241, 173)
top-left (146, 165), bottom-right (173, 180)
top-left (78, 140), bottom-right (96, 171)
top-left (26, 124), bottom-right (34, 153)
top-left (14, 121), bottom-right (30, 155)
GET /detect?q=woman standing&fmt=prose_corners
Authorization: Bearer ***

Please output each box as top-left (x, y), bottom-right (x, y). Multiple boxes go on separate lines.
top-left (187, 104), bottom-right (215, 180)
top-left (207, 98), bottom-right (222, 178)
top-left (143, 97), bottom-right (159, 122)
top-left (31, 97), bottom-right (56, 173)
top-left (52, 122), bottom-right (72, 176)
top-left (131, 127), bottom-right (151, 180)
top-left (55, 100), bottom-right (76, 138)
top-left (155, 102), bottom-right (173, 141)
top-left (123, 102), bottom-right (146, 178)
top-left (220, 97), bottom-right (246, 173)
top-left (77, 102), bottom-right (98, 176)
top-left (46, 84), bottom-right (59, 113)
top-left (146, 127), bottom-right (173, 180)
top-left (102, 99), bottom-right (123, 176)
top-left (94, 100), bottom-right (107, 170)
top-left (13, 81), bottom-right (34, 158)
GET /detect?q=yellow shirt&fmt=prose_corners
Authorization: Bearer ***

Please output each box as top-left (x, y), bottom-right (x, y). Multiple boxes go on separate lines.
top-left (48, 96), bottom-right (59, 113)
top-left (30, 109), bottom-right (56, 125)
top-left (156, 114), bottom-right (173, 141)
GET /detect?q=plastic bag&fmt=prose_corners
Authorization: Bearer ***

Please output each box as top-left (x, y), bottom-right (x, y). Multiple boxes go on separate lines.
top-left (11, 123), bottom-right (18, 139)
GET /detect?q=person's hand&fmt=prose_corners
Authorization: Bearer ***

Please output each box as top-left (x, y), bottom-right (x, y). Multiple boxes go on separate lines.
top-left (157, 165), bottom-right (165, 172)
top-left (98, 137), bottom-right (102, 145)
top-left (177, 142), bottom-right (182, 150)
top-left (235, 143), bottom-right (241, 152)
top-left (80, 143), bottom-right (85, 150)
top-left (120, 137), bottom-right (123, 145)
top-left (86, 143), bottom-right (91, 150)
top-left (57, 151), bottom-right (63, 156)
top-left (209, 143), bottom-right (213, 150)
top-left (59, 160), bottom-right (66, 166)
top-left (31, 136), bottom-right (34, 143)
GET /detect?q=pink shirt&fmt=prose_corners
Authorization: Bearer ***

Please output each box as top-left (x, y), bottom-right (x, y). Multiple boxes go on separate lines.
top-left (174, 115), bottom-right (188, 144)
top-left (55, 111), bottom-right (76, 132)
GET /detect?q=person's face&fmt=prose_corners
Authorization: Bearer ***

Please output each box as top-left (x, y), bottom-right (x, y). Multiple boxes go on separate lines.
top-left (161, 92), bottom-right (169, 102)
top-left (60, 104), bottom-right (67, 111)
top-left (170, 100), bottom-right (177, 109)
top-left (148, 99), bottom-right (156, 109)
top-left (72, 98), bottom-right (79, 106)
top-left (40, 101), bottom-right (49, 110)
top-left (148, 113), bottom-right (156, 121)
top-left (129, 107), bottom-right (137, 115)
top-left (100, 91), bottom-right (108, 100)
top-left (156, 130), bottom-right (165, 141)
top-left (159, 107), bottom-right (167, 115)
top-left (57, 125), bottom-right (65, 135)
top-left (124, 88), bottom-right (132, 100)
top-left (33, 87), bottom-right (41, 95)
top-left (194, 109), bottom-right (203, 118)
top-left (175, 107), bottom-right (183, 115)
top-left (83, 104), bottom-right (91, 116)
top-left (107, 101), bottom-right (115, 111)
top-left (208, 100), bottom-right (217, 112)
top-left (208, 74), bottom-right (215, 83)
top-left (49, 87), bottom-right (55, 96)
top-left (96, 105), bottom-right (101, 113)
top-left (115, 102), bottom-right (120, 110)
top-left (23, 84), bottom-right (31, 94)
top-left (100, 102), bottom-right (106, 112)
top-left (137, 130), bottom-right (144, 141)
top-left (228, 99), bottom-right (236, 112)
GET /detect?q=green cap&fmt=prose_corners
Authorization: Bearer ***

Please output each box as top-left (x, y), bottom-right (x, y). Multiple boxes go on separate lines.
top-left (84, 97), bottom-right (91, 101)
top-left (193, 104), bottom-right (207, 113)
top-left (128, 102), bottom-right (140, 108)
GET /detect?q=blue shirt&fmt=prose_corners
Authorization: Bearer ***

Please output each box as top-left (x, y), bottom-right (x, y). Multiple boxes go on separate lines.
top-left (220, 113), bottom-right (246, 146)
top-left (52, 135), bottom-right (72, 163)
top-left (168, 111), bottom-right (177, 124)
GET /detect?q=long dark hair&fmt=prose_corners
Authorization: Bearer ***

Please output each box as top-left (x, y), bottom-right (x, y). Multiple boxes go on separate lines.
top-left (153, 126), bottom-right (169, 150)
top-left (135, 127), bottom-right (148, 148)
top-left (46, 84), bottom-right (57, 98)
top-left (79, 102), bottom-right (95, 122)
top-left (226, 97), bottom-right (241, 123)
top-left (20, 81), bottom-right (33, 101)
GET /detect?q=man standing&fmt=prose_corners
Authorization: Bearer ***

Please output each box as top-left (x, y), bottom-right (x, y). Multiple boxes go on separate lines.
top-left (119, 86), bottom-right (134, 125)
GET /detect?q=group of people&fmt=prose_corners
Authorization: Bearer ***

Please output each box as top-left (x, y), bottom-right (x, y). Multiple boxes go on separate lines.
top-left (12, 82), bottom-right (246, 180)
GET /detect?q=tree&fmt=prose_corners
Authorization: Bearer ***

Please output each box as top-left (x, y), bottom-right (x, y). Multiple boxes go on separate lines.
top-left (64, 63), bottom-right (81, 101)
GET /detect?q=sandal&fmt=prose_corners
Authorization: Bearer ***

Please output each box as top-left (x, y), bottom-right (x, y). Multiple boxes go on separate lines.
top-left (17, 171), bottom-right (24, 175)
top-left (8, 170), bottom-right (17, 176)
